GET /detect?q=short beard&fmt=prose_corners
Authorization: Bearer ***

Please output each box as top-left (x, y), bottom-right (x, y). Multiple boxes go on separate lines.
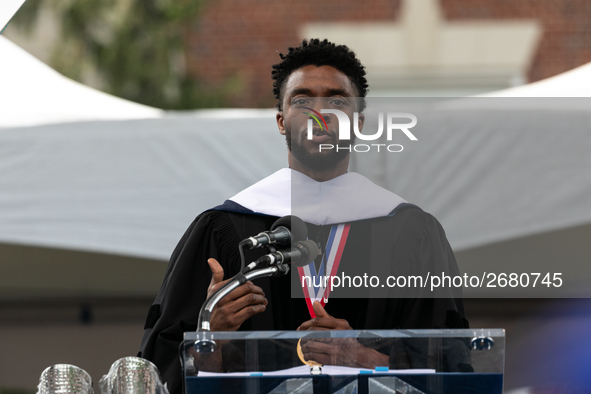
top-left (285, 124), bottom-right (349, 172)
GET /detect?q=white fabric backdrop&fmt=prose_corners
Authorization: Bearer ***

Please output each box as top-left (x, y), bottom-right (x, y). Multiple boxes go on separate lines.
top-left (0, 115), bottom-right (286, 260)
top-left (1, 36), bottom-right (590, 297)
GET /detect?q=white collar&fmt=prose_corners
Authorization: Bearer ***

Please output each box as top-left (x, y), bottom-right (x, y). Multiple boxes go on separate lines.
top-left (229, 168), bottom-right (406, 225)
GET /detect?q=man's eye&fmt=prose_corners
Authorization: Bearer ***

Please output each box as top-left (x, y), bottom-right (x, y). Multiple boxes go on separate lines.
top-left (293, 98), bottom-right (309, 105)
top-left (331, 99), bottom-right (347, 106)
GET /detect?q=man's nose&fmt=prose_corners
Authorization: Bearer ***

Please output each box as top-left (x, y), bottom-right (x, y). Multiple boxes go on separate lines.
top-left (313, 106), bottom-right (331, 123)
top-left (307, 99), bottom-right (333, 125)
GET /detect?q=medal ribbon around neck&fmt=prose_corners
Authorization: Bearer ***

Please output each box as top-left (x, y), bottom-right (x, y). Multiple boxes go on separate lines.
top-left (297, 223), bottom-right (351, 318)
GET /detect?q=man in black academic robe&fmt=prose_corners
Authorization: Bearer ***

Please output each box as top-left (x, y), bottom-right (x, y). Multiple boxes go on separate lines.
top-left (139, 39), bottom-right (471, 393)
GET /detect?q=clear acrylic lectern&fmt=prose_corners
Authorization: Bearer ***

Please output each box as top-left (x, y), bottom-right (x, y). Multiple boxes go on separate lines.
top-left (182, 329), bottom-right (504, 394)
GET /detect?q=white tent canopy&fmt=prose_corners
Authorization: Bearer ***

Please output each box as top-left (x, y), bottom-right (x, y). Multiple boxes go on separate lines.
top-left (481, 61), bottom-right (591, 97)
top-left (1, 37), bottom-right (590, 299)
top-left (0, 36), bottom-right (162, 128)
top-left (0, 0), bottom-right (26, 34)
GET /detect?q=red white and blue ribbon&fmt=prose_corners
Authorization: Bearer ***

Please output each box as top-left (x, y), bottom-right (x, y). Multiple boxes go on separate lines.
top-left (297, 223), bottom-right (351, 318)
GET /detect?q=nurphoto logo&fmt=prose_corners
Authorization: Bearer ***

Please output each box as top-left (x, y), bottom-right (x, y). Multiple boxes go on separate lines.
top-left (304, 108), bottom-right (418, 153)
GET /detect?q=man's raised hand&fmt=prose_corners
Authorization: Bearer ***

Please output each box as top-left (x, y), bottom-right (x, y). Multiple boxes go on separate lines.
top-left (206, 258), bottom-right (268, 331)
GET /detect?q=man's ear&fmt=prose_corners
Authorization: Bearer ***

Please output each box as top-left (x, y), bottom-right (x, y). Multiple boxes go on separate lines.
top-left (276, 111), bottom-right (286, 135)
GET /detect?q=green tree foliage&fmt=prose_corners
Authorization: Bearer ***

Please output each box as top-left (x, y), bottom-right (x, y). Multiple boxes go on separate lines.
top-left (11, 0), bottom-right (233, 109)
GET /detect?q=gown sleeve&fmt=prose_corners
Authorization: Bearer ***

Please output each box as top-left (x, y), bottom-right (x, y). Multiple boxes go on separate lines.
top-left (389, 208), bottom-right (472, 372)
top-left (394, 208), bottom-right (468, 325)
top-left (138, 210), bottom-right (242, 394)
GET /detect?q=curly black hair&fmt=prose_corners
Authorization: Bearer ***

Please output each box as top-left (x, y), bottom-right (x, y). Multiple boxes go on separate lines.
top-left (272, 38), bottom-right (368, 111)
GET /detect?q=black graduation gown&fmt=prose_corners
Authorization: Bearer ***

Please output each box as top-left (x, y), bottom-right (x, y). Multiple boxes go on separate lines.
top-left (138, 203), bottom-right (471, 393)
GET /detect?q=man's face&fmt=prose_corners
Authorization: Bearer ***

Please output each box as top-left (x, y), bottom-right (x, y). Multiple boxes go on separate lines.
top-left (276, 65), bottom-right (363, 172)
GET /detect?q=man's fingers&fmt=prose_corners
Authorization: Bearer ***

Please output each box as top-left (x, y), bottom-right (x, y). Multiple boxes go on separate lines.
top-left (298, 317), bottom-right (340, 331)
top-left (210, 302), bottom-right (267, 331)
top-left (299, 326), bottom-right (329, 332)
top-left (224, 292), bottom-right (268, 314)
top-left (313, 301), bottom-right (330, 318)
top-left (232, 302), bottom-right (267, 323)
top-left (207, 258), bottom-right (225, 287)
top-left (299, 305), bottom-right (353, 331)
top-left (209, 281), bottom-right (268, 331)
top-left (298, 319), bottom-right (314, 331)
top-left (301, 341), bottom-right (335, 365)
top-left (302, 352), bottom-right (332, 366)
top-left (301, 340), bottom-right (335, 353)
top-left (218, 281), bottom-right (265, 304)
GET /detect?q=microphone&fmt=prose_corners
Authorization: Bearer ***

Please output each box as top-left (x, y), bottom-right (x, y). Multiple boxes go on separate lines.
top-left (241, 215), bottom-right (308, 248)
top-left (256, 240), bottom-right (319, 267)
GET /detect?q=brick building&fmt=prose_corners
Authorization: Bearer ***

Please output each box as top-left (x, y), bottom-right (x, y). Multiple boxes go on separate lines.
top-left (185, 0), bottom-right (591, 107)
